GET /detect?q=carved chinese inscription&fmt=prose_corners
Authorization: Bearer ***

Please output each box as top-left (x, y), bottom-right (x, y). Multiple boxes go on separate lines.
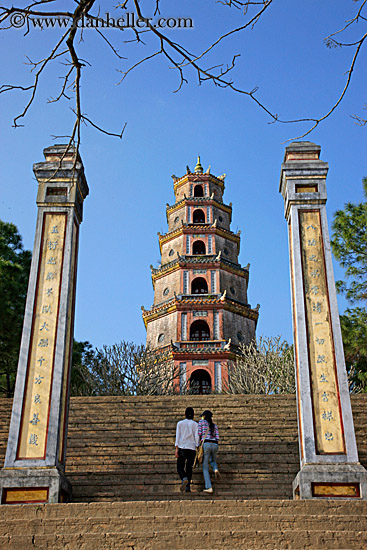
top-left (299, 210), bottom-right (345, 454)
top-left (17, 214), bottom-right (66, 459)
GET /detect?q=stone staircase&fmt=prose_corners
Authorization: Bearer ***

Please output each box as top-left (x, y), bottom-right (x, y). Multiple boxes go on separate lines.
top-left (1, 500), bottom-right (367, 549)
top-left (67, 394), bottom-right (301, 502)
top-left (1, 395), bottom-right (367, 501)
top-left (1, 394), bottom-right (367, 548)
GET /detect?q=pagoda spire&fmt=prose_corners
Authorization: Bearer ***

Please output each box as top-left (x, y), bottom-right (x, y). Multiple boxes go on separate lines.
top-left (194, 155), bottom-right (203, 174)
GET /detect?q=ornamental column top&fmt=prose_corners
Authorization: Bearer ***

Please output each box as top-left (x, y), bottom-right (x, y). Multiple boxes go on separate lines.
top-left (33, 144), bottom-right (89, 222)
top-left (279, 141), bottom-right (329, 220)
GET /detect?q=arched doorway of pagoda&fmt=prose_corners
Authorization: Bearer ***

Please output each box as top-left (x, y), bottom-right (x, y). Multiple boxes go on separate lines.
top-left (192, 240), bottom-right (206, 255)
top-left (191, 277), bottom-right (208, 294)
top-left (189, 369), bottom-right (212, 394)
top-left (193, 209), bottom-right (205, 224)
top-left (194, 184), bottom-right (204, 197)
top-left (190, 320), bottom-right (210, 341)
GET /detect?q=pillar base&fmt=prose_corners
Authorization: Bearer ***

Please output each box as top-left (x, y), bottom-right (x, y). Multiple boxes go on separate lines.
top-left (0, 468), bottom-right (72, 504)
top-left (293, 463), bottom-right (367, 500)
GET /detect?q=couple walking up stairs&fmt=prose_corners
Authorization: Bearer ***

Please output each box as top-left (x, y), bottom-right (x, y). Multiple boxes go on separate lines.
top-left (1, 394), bottom-right (367, 548)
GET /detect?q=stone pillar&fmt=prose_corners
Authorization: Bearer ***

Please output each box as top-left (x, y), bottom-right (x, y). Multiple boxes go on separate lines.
top-left (0, 145), bottom-right (88, 504)
top-left (280, 141), bottom-right (367, 500)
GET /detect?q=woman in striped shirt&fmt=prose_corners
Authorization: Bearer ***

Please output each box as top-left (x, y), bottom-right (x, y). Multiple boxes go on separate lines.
top-left (198, 410), bottom-right (220, 494)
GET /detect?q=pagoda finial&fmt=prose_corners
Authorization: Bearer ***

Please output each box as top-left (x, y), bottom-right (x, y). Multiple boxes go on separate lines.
top-left (194, 155), bottom-right (203, 174)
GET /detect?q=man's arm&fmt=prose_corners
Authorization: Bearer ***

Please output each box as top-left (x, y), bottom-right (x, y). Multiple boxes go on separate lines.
top-left (175, 422), bottom-right (180, 458)
top-left (194, 423), bottom-right (200, 447)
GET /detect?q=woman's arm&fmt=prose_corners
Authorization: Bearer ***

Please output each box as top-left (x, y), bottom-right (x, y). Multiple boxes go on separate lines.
top-left (197, 419), bottom-right (203, 441)
top-left (215, 424), bottom-right (219, 442)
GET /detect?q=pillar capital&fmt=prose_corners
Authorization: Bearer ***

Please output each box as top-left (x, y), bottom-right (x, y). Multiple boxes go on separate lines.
top-left (279, 142), bottom-right (328, 221)
top-left (34, 144), bottom-right (89, 222)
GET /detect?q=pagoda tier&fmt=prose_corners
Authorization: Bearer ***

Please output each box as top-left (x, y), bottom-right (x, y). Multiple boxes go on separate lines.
top-left (142, 158), bottom-right (259, 394)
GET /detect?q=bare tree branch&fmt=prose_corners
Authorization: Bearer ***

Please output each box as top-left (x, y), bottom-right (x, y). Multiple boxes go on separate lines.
top-left (116, 50), bottom-right (161, 85)
top-left (0, 0), bottom-right (365, 148)
top-left (79, 112), bottom-right (127, 138)
top-left (285, 31), bottom-right (367, 142)
top-left (224, 336), bottom-right (295, 394)
top-left (351, 103), bottom-right (367, 126)
top-left (74, 341), bottom-right (181, 396)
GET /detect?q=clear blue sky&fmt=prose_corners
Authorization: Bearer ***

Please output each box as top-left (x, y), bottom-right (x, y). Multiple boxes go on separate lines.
top-left (0, 0), bottom-right (366, 349)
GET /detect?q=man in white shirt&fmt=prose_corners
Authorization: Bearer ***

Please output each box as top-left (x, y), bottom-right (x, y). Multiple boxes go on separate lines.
top-left (175, 407), bottom-right (199, 493)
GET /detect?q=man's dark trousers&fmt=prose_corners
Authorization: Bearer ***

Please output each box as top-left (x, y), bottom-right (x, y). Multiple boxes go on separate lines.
top-left (177, 448), bottom-right (196, 487)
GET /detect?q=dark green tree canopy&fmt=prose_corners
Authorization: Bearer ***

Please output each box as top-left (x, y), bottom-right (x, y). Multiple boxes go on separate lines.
top-left (331, 179), bottom-right (367, 392)
top-left (0, 220), bottom-right (31, 397)
top-left (70, 339), bottom-right (95, 396)
top-left (339, 308), bottom-right (367, 392)
top-left (331, 178), bottom-right (367, 304)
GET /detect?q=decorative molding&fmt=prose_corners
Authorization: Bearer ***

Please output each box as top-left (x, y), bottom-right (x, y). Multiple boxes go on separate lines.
top-left (142, 295), bottom-right (259, 326)
top-left (150, 256), bottom-right (249, 284)
top-left (173, 173), bottom-right (225, 194)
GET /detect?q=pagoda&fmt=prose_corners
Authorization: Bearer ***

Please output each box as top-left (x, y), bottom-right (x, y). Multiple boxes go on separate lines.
top-left (142, 157), bottom-right (259, 393)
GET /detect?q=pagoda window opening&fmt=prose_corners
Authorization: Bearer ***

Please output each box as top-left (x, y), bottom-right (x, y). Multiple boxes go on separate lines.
top-left (189, 369), bottom-right (212, 394)
top-left (194, 185), bottom-right (204, 197)
top-left (190, 320), bottom-right (210, 341)
top-left (191, 277), bottom-right (208, 294)
top-left (192, 240), bottom-right (206, 255)
top-left (193, 209), bottom-right (205, 224)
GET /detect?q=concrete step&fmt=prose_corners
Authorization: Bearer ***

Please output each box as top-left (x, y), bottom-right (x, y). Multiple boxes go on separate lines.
top-left (1, 501), bottom-right (367, 549)
top-left (3, 500), bottom-right (367, 517)
top-left (2, 517), bottom-right (367, 535)
top-left (2, 531), bottom-right (366, 550)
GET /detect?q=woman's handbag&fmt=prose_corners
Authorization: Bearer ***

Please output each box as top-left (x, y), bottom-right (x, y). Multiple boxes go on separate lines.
top-left (195, 445), bottom-right (204, 466)
top-left (194, 427), bottom-right (210, 468)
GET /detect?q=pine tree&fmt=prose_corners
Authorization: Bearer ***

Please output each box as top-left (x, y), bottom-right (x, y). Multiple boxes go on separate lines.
top-left (0, 221), bottom-right (31, 397)
top-left (339, 308), bottom-right (367, 392)
top-left (331, 178), bottom-right (367, 303)
top-left (331, 179), bottom-right (367, 392)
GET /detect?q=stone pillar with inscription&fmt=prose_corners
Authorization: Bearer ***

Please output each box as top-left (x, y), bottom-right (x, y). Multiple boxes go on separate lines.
top-left (0, 145), bottom-right (88, 504)
top-left (280, 141), bottom-right (367, 500)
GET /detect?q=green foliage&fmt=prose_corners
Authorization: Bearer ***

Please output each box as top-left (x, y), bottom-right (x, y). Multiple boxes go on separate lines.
top-left (70, 340), bottom-right (95, 396)
top-left (331, 179), bottom-right (367, 392)
top-left (331, 178), bottom-right (367, 303)
top-left (340, 308), bottom-right (367, 393)
top-left (0, 220), bottom-right (31, 397)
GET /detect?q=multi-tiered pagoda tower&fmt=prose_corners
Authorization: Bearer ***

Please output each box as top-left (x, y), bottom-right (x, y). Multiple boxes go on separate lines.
top-left (142, 158), bottom-right (259, 393)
